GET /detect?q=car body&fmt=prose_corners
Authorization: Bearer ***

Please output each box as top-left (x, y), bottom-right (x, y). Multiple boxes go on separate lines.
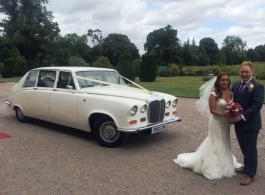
top-left (4, 67), bottom-right (181, 147)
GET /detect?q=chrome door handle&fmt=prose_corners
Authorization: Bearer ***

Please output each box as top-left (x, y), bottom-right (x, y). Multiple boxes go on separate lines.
top-left (33, 87), bottom-right (38, 90)
top-left (53, 89), bottom-right (59, 91)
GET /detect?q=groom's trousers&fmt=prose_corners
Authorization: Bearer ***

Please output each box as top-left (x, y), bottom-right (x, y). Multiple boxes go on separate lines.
top-left (235, 129), bottom-right (259, 178)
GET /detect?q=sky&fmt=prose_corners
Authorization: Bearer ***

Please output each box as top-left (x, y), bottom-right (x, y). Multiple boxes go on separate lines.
top-left (2, 0), bottom-right (265, 55)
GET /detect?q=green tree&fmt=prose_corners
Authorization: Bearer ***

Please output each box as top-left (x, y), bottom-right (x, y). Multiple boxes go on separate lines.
top-left (199, 37), bottom-right (220, 65)
top-left (182, 38), bottom-right (193, 66)
top-left (246, 49), bottom-right (259, 62)
top-left (117, 54), bottom-right (135, 82)
top-left (1, 59), bottom-right (16, 78)
top-left (190, 38), bottom-right (199, 65)
top-left (16, 59), bottom-right (27, 76)
top-left (102, 33), bottom-right (140, 67)
top-left (222, 35), bottom-right (247, 65)
top-left (144, 25), bottom-right (182, 65)
top-left (8, 46), bottom-right (25, 75)
top-left (254, 45), bottom-right (265, 61)
top-left (139, 52), bottom-right (157, 82)
top-left (0, 36), bottom-right (14, 63)
top-left (0, 62), bottom-right (4, 73)
top-left (0, 0), bottom-right (60, 63)
top-left (87, 29), bottom-right (105, 65)
top-left (219, 48), bottom-right (227, 65)
top-left (198, 49), bottom-right (210, 66)
top-left (55, 34), bottom-right (92, 65)
top-left (93, 56), bottom-right (113, 69)
top-left (9, 46), bottom-right (21, 60)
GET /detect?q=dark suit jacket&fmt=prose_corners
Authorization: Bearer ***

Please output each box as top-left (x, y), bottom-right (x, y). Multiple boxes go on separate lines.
top-left (232, 79), bottom-right (264, 131)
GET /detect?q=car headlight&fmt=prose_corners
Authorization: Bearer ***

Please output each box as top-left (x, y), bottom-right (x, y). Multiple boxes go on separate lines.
top-left (165, 101), bottom-right (171, 108)
top-left (130, 105), bottom-right (138, 116)
top-left (172, 99), bottom-right (178, 107)
top-left (140, 104), bottom-right (147, 113)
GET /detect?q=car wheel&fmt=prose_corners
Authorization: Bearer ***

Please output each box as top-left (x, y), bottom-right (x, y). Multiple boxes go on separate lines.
top-left (15, 107), bottom-right (29, 123)
top-left (93, 116), bottom-right (128, 147)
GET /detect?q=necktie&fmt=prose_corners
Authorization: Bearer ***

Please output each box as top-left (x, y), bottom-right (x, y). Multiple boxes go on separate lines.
top-left (239, 82), bottom-right (246, 92)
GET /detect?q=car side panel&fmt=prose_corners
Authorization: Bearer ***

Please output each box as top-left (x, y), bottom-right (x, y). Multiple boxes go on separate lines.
top-left (27, 89), bottom-right (50, 120)
top-left (49, 90), bottom-right (78, 125)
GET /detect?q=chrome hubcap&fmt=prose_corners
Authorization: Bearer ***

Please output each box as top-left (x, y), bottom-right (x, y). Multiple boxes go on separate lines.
top-left (17, 108), bottom-right (24, 119)
top-left (99, 122), bottom-right (119, 142)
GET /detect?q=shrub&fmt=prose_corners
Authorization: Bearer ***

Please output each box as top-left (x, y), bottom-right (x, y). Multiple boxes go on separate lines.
top-left (139, 53), bottom-right (157, 82)
top-left (117, 54), bottom-right (135, 82)
top-left (133, 59), bottom-right (142, 77)
top-left (1, 59), bottom-right (16, 78)
top-left (16, 59), bottom-right (28, 76)
top-left (168, 63), bottom-right (180, 76)
top-left (0, 63), bottom-right (4, 74)
top-left (93, 56), bottom-right (113, 68)
top-left (220, 66), bottom-right (239, 76)
top-left (212, 65), bottom-right (221, 75)
top-left (159, 64), bottom-right (180, 77)
top-left (159, 69), bottom-right (171, 77)
top-left (184, 67), bottom-right (194, 76)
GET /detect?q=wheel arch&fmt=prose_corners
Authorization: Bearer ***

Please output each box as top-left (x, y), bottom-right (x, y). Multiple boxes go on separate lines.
top-left (13, 104), bottom-right (23, 112)
top-left (89, 113), bottom-right (114, 132)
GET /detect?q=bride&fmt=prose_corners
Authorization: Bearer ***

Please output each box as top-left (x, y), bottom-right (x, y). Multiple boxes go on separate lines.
top-left (173, 72), bottom-right (242, 180)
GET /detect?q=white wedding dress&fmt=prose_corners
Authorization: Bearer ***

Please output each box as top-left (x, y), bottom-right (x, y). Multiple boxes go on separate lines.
top-left (173, 92), bottom-right (242, 180)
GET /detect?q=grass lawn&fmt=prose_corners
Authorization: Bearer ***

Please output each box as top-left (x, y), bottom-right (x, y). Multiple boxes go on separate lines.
top-left (0, 77), bottom-right (22, 83)
top-left (134, 76), bottom-right (265, 99)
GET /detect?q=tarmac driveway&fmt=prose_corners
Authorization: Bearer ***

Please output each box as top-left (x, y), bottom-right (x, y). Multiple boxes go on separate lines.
top-left (0, 82), bottom-right (265, 195)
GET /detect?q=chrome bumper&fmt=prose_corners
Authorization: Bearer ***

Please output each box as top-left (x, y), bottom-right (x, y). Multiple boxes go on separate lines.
top-left (117, 116), bottom-right (181, 133)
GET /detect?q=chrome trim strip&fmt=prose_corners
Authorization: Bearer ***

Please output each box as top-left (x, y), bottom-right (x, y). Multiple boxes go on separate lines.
top-left (3, 100), bottom-right (11, 105)
top-left (117, 117), bottom-right (181, 133)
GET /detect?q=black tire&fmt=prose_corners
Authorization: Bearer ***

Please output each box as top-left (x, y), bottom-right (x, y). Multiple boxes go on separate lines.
top-left (93, 116), bottom-right (128, 147)
top-left (15, 107), bottom-right (29, 123)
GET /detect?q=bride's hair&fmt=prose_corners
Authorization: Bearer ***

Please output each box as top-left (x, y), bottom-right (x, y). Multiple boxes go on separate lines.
top-left (214, 72), bottom-right (231, 99)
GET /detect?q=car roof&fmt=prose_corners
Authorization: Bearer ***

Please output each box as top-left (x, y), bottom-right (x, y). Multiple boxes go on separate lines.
top-left (33, 67), bottom-right (116, 72)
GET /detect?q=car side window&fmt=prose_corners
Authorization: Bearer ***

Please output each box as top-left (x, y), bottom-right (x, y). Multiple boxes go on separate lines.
top-left (37, 70), bottom-right (56, 88)
top-left (57, 71), bottom-right (76, 89)
top-left (22, 70), bottom-right (38, 87)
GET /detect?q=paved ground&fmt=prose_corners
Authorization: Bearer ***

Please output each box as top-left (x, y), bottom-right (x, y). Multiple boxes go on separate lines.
top-left (0, 82), bottom-right (265, 195)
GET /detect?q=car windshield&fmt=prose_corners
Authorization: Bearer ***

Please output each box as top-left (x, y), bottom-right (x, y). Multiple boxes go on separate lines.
top-left (75, 70), bottom-right (126, 88)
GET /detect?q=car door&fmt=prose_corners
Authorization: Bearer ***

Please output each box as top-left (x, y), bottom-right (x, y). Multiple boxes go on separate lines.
top-left (49, 71), bottom-right (78, 125)
top-left (27, 70), bottom-right (57, 120)
top-left (18, 70), bottom-right (38, 117)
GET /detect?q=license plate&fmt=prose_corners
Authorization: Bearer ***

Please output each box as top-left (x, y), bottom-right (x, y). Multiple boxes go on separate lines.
top-left (151, 124), bottom-right (167, 134)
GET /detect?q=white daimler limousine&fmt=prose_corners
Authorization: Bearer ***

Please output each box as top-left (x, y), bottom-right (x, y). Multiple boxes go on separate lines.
top-left (4, 67), bottom-right (181, 147)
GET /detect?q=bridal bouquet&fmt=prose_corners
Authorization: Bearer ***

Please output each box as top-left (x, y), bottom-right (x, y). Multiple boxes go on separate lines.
top-left (224, 102), bottom-right (243, 116)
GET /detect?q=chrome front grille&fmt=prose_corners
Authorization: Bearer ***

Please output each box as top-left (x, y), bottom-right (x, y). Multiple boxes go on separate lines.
top-left (148, 99), bottom-right (165, 123)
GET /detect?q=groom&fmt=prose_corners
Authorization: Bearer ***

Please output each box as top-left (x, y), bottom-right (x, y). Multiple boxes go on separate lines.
top-left (231, 61), bottom-right (264, 185)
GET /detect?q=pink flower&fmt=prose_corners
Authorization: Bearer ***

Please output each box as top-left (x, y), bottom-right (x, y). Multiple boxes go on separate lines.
top-left (224, 102), bottom-right (243, 116)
